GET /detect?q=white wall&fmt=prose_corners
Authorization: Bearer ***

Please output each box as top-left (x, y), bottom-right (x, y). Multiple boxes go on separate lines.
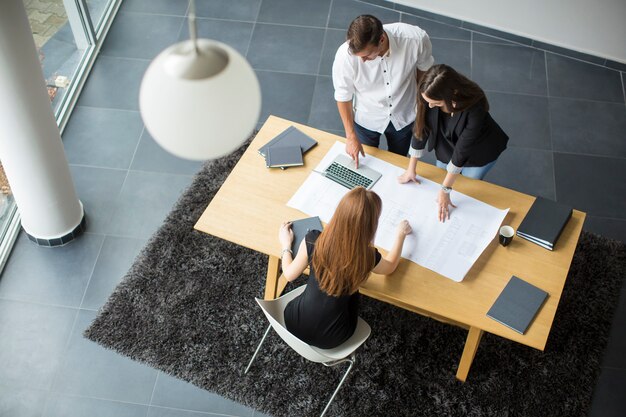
top-left (394, 0), bottom-right (626, 64)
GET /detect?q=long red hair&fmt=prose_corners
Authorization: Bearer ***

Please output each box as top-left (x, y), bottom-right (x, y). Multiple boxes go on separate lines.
top-left (312, 187), bottom-right (382, 296)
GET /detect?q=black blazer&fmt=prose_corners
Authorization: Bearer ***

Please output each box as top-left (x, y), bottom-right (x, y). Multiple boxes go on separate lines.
top-left (411, 103), bottom-right (508, 168)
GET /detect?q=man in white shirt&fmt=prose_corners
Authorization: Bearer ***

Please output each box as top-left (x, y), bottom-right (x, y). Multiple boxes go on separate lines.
top-left (332, 15), bottom-right (434, 167)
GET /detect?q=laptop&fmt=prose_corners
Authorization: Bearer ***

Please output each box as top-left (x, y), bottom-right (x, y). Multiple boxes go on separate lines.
top-left (318, 154), bottom-right (382, 190)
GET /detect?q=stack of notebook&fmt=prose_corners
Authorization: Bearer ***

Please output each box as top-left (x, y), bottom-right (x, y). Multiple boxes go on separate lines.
top-left (258, 126), bottom-right (317, 169)
top-left (516, 197), bottom-right (573, 250)
top-left (487, 275), bottom-right (549, 334)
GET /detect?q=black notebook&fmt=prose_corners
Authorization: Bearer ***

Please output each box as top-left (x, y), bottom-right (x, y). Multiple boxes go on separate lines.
top-left (290, 216), bottom-right (323, 254)
top-left (487, 276), bottom-right (549, 334)
top-left (517, 197), bottom-right (573, 250)
top-left (258, 126), bottom-right (318, 158)
top-left (265, 145), bottom-right (303, 168)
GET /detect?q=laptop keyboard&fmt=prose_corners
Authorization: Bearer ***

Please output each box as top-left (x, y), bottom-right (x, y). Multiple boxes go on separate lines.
top-left (324, 161), bottom-right (373, 189)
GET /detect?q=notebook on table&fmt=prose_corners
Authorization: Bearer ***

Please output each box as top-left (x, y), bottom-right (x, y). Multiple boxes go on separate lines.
top-left (290, 216), bottom-right (323, 254)
top-left (265, 145), bottom-right (303, 168)
top-left (517, 197), bottom-right (573, 250)
top-left (487, 275), bottom-right (549, 334)
top-left (258, 126), bottom-right (318, 157)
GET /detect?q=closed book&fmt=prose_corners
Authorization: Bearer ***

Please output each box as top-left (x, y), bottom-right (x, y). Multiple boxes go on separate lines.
top-left (290, 216), bottom-right (323, 254)
top-left (265, 145), bottom-right (303, 168)
top-left (258, 126), bottom-right (318, 157)
top-left (487, 276), bottom-right (549, 334)
top-left (516, 197), bottom-right (572, 250)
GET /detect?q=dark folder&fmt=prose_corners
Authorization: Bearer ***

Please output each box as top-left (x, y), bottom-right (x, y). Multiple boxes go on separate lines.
top-left (290, 216), bottom-right (323, 254)
top-left (265, 145), bottom-right (303, 168)
top-left (517, 197), bottom-right (573, 250)
top-left (258, 126), bottom-right (318, 157)
top-left (487, 276), bottom-right (549, 334)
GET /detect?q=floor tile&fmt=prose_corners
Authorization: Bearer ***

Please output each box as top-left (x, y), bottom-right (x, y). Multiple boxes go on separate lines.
top-left (588, 367), bottom-right (626, 417)
top-left (431, 38), bottom-right (471, 77)
top-left (554, 153), bottom-right (626, 219)
top-left (471, 32), bottom-right (517, 45)
top-left (120, 0), bottom-right (189, 16)
top-left (328, 0), bottom-right (400, 30)
top-left (0, 384), bottom-right (48, 417)
top-left (77, 56), bottom-right (150, 111)
top-left (599, 284), bottom-right (626, 368)
top-left (151, 372), bottom-right (254, 416)
top-left (43, 395), bottom-right (148, 417)
top-left (147, 406), bottom-right (225, 417)
top-left (177, 18), bottom-right (253, 56)
top-left (40, 36), bottom-right (78, 81)
top-left (62, 107), bottom-right (143, 169)
top-left (130, 130), bottom-right (203, 175)
top-left (484, 147), bottom-right (556, 200)
top-left (472, 43), bottom-right (547, 96)
top-left (547, 53), bottom-right (624, 103)
top-left (308, 76), bottom-right (343, 132)
top-left (549, 97), bottom-right (626, 157)
top-left (52, 309), bottom-right (158, 404)
top-left (100, 12), bottom-right (184, 60)
top-left (0, 300), bottom-right (76, 390)
top-left (583, 216), bottom-right (626, 244)
top-left (195, 0), bottom-right (262, 22)
top-left (0, 233), bottom-right (104, 307)
top-left (69, 165), bottom-right (128, 235)
top-left (256, 70), bottom-right (316, 125)
top-left (81, 236), bottom-right (147, 310)
top-left (257, 0), bottom-right (332, 27)
top-left (400, 13), bottom-right (471, 41)
top-left (486, 91), bottom-right (551, 150)
top-left (107, 170), bottom-right (193, 239)
top-left (247, 24), bottom-right (325, 74)
top-left (319, 28), bottom-right (346, 76)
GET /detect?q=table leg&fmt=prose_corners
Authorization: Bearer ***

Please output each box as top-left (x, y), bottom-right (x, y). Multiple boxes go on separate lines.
top-left (264, 255), bottom-right (281, 300)
top-left (455, 326), bottom-right (484, 382)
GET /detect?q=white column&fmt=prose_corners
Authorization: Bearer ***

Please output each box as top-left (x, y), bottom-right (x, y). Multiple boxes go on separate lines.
top-left (0, 0), bottom-right (84, 244)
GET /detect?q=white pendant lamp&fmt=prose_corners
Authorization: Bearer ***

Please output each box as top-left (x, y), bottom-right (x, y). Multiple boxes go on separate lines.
top-left (139, 1), bottom-right (261, 160)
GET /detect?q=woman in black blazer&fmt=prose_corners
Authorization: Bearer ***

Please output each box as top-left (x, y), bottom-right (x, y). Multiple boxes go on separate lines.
top-left (398, 64), bottom-right (508, 222)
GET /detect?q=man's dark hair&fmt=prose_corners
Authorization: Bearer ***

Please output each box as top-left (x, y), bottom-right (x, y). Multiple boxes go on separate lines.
top-left (347, 15), bottom-right (384, 54)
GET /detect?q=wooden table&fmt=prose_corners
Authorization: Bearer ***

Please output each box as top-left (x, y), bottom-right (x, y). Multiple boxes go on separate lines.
top-left (195, 115), bottom-right (586, 381)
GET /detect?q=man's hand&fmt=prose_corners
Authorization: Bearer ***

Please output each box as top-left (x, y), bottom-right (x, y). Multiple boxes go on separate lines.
top-left (345, 133), bottom-right (365, 168)
top-left (436, 190), bottom-right (457, 223)
top-left (397, 170), bottom-right (421, 184)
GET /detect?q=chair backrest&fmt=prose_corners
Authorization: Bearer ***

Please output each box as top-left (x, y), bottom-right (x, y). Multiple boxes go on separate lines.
top-left (256, 285), bottom-right (333, 363)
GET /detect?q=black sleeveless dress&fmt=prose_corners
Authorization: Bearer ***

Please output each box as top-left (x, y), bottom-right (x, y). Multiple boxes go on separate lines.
top-left (283, 230), bottom-right (381, 349)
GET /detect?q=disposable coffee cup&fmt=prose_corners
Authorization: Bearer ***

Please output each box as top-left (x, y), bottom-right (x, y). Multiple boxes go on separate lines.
top-left (499, 225), bottom-right (514, 247)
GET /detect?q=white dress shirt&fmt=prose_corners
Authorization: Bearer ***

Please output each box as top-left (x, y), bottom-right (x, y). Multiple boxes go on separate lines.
top-left (332, 23), bottom-right (434, 133)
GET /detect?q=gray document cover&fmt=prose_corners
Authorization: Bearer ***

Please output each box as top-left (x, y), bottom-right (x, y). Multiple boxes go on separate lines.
top-left (290, 216), bottom-right (323, 254)
top-left (265, 145), bottom-right (303, 168)
top-left (487, 276), bottom-right (549, 334)
top-left (258, 126), bottom-right (318, 157)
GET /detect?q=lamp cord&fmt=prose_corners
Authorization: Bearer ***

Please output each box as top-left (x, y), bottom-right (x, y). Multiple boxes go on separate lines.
top-left (188, 0), bottom-right (198, 54)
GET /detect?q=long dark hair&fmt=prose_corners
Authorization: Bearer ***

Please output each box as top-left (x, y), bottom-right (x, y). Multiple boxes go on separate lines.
top-left (414, 64), bottom-right (488, 139)
top-left (313, 187), bottom-right (382, 296)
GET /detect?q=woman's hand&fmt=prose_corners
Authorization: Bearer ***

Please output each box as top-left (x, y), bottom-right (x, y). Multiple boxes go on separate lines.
top-left (397, 170), bottom-right (421, 184)
top-left (437, 190), bottom-right (457, 222)
top-left (278, 221), bottom-right (294, 249)
top-left (396, 219), bottom-right (413, 236)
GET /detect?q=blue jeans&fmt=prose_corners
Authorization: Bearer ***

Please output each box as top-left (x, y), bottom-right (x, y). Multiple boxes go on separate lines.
top-left (353, 122), bottom-right (414, 156)
top-left (435, 159), bottom-right (497, 180)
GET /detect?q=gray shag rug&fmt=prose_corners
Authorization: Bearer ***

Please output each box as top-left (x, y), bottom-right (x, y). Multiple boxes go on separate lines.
top-left (85, 139), bottom-right (625, 417)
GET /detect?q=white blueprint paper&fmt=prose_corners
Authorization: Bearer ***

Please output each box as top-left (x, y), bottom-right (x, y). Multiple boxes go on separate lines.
top-left (287, 142), bottom-right (509, 282)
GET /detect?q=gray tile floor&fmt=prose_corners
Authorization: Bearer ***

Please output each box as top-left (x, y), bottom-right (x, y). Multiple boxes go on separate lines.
top-left (1, 0), bottom-right (625, 416)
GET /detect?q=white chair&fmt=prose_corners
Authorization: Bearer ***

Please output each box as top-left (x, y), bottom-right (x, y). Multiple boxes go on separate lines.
top-left (245, 285), bottom-right (371, 417)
